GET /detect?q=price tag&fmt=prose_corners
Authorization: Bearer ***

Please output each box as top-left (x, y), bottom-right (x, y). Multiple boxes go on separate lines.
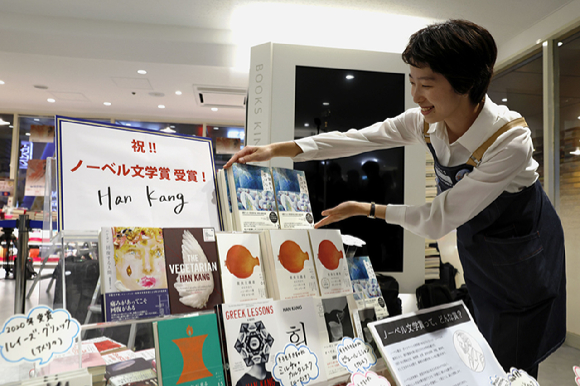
top-left (337, 337), bottom-right (377, 374)
top-left (348, 371), bottom-right (391, 386)
top-left (490, 368), bottom-right (540, 386)
top-left (0, 306), bottom-right (81, 365)
top-left (273, 344), bottom-right (320, 386)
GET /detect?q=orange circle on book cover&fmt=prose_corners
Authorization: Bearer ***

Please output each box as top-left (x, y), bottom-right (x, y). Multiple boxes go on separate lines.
top-left (225, 245), bottom-right (260, 279)
top-left (278, 240), bottom-right (309, 273)
top-left (318, 239), bottom-right (343, 270)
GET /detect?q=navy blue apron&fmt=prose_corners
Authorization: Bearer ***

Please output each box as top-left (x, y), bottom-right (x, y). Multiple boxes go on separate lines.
top-left (424, 119), bottom-right (566, 371)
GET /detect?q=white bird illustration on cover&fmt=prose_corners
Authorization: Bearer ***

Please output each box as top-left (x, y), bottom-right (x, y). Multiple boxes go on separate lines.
top-left (174, 230), bottom-right (215, 308)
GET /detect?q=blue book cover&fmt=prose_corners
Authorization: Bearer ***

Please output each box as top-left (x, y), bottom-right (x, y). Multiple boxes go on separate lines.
top-left (227, 163), bottom-right (279, 231)
top-left (103, 289), bottom-right (170, 322)
top-left (271, 167), bottom-right (314, 229)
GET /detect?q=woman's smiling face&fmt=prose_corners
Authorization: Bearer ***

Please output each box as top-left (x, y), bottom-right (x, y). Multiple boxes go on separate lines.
top-left (409, 65), bottom-right (472, 127)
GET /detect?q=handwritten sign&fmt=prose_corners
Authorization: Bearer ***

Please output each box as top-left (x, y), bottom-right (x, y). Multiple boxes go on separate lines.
top-left (337, 337), bottom-right (377, 374)
top-left (0, 306), bottom-right (80, 365)
top-left (490, 368), bottom-right (540, 386)
top-left (55, 116), bottom-right (221, 231)
top-left (348, 371), bottom-right (391, 386)
top-left (273, 344), bottom-right (320, 386)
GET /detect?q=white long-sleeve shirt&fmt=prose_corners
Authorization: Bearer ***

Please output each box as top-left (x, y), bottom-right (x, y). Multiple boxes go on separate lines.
top-left (293, 95), bottom-right (538, 240)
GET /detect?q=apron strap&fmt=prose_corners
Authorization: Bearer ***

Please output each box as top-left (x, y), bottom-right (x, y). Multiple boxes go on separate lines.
top-left (466, 117), bottom-right (528, 167)
top-left (423, 121), bottom-right (431, 143)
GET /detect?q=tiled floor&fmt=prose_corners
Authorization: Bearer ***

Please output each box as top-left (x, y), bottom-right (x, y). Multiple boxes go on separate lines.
top-left (0, 273), bottom-right (578, 385)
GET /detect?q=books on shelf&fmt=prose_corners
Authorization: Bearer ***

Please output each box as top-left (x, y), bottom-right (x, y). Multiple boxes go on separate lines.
top-left (226, 163), bottom-right (279, 232)
top-left (307, 229), bottom-right (353, 297)
top-left (217, 169), bottom-right (234, 232)
top-left (99, 227), bottom-right (171, 322)
top-left (216, 299), bottom-right (280, 386)
top-left (425, 241), bottom-right (441, 281)
top-left (346, 255), bottom-right (389, 319)
top-left (259, 229), bottom-right (320, 300)
top-left (153, 313), bottom-right (226, 386)
top-left (222, 164), bottom-right (315, 231)
top-left (105, 357), bottom-right (157, 386)
top-left (216, 232), bottom-right (268, 303)
top-left (162, 228), bottom-right (223, 314)
top-left (270, 167), bottom-right (314, 229)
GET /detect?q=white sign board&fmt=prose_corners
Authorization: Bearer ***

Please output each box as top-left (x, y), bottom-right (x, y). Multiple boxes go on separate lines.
top-left (56, 117), bottom-right (221, 231)
top-left (368, 301), bottom-right (506, 386)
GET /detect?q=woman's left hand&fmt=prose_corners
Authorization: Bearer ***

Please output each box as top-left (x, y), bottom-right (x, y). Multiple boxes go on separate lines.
top-left (314, 201), bottom-right (368, 228)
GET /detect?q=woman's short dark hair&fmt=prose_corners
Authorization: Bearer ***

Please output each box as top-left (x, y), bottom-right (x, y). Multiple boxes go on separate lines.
top-left (402, 19), bottom-right (497, 105)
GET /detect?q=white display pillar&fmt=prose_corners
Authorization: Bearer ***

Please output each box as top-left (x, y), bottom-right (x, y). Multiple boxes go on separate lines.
top-left (245, 42), bottom-right (426, 293)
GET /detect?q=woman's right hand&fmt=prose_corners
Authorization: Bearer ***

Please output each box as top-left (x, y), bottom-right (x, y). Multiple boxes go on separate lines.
top-left (224, 141), bottom-right (303, 169)
top-left (224, 145), bottom-right (274, 169)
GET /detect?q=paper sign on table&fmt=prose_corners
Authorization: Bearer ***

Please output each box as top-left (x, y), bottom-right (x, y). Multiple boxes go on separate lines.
top-left (0, 306), bottom-right (81, 365)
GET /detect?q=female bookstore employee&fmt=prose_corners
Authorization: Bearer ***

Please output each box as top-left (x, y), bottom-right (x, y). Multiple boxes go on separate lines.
top-left (225, 19), bottom-right (566, 377)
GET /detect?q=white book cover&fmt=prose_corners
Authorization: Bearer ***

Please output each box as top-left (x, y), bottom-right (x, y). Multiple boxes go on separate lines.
top-left (217, 169), bottom-right (233, 232)
top-left (368, 301), bottom-right (507, 386)
top-left (272, 297), bottom-right (329, 384)
top-left (308, 229), bottom-right (353, 297)
top-left (227, 163), bottom-right (279, 232)
top-left (270, 167), bottom-right (314, 230)
top-left (216, 232), bottom-right (268, 303)
top-left (263, 229), bottom-right (320, 300)
top-left (312, 296), bottom-right (354, 379)
top-left (218, 299), bottom-right (280, 386)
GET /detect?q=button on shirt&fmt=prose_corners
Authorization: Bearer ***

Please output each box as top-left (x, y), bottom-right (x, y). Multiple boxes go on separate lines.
top-left (293, 95), bottom-right (538, 240)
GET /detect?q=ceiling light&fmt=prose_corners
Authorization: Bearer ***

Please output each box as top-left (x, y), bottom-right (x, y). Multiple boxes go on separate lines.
top-left (213, 126), bottom-right (219, 130)
top-left (558, 42), bottom-right (563, 47)
top-left (571, 148), bottom-right (580, 156)
top-left (211, 108), bottom-right (218, 111)
top-left (25, 133), bottom-right (31, 136)
top-left (137, 70), bottom-right (147, 75)
top-left (502, 98), bottom-right (508, 102)
top-left (536, 39), bottom-right (543, 45)
top-left (0, 119), bottom-right (10, 125)
top-left (158, 105), bottom-right (166, 109)
top-left (175, 91), bottom-right (182, 95)
top-left (0, 80), bottom-right (5, 85)
top-left (577, 116), bottom-right (580, 120)
top-left (126, 123), bottom-right (132, 126)
top-left (161, 127), bottom-right (176, 133)
top-left (47, 98), bottom-right (56, 103)
top-left (346, 75), bottom-right (354, 80)
top-left (103, 102), bottom-right (111, 106)
top-left (304, 123), bottom-right (310, 127)
top-left (34, 119), bottom-right (40, 122)
top-left (323, 102), bottom-right (329, 106)
top-left (170, 125), bottom-right (175, 128)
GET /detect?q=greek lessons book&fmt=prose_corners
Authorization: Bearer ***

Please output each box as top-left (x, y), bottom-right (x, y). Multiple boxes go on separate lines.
top-left (270, 167), bottom-right (314, 229)
top-left (99, 227), bottom-right (171, 321)
top-left (153, 313), bottom-right (226, 386)
top-left (215, 232), bottom-right (268, 303)
top-left (259, 229), bottom-right (320, 300)
top-left (162, 228), bottom-right (223, 315)
top-left (307, 229), bottom-right (353, 297)
top-left (216, 299), bottom-right (280, 386)
top-left (226, 163), bottom-right (280, 232)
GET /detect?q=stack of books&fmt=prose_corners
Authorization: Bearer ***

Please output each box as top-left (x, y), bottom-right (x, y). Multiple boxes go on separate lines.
top-left (425, 241), bottom-right (441, 281)
top-left (218, 164), bottom-right (315, 232)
